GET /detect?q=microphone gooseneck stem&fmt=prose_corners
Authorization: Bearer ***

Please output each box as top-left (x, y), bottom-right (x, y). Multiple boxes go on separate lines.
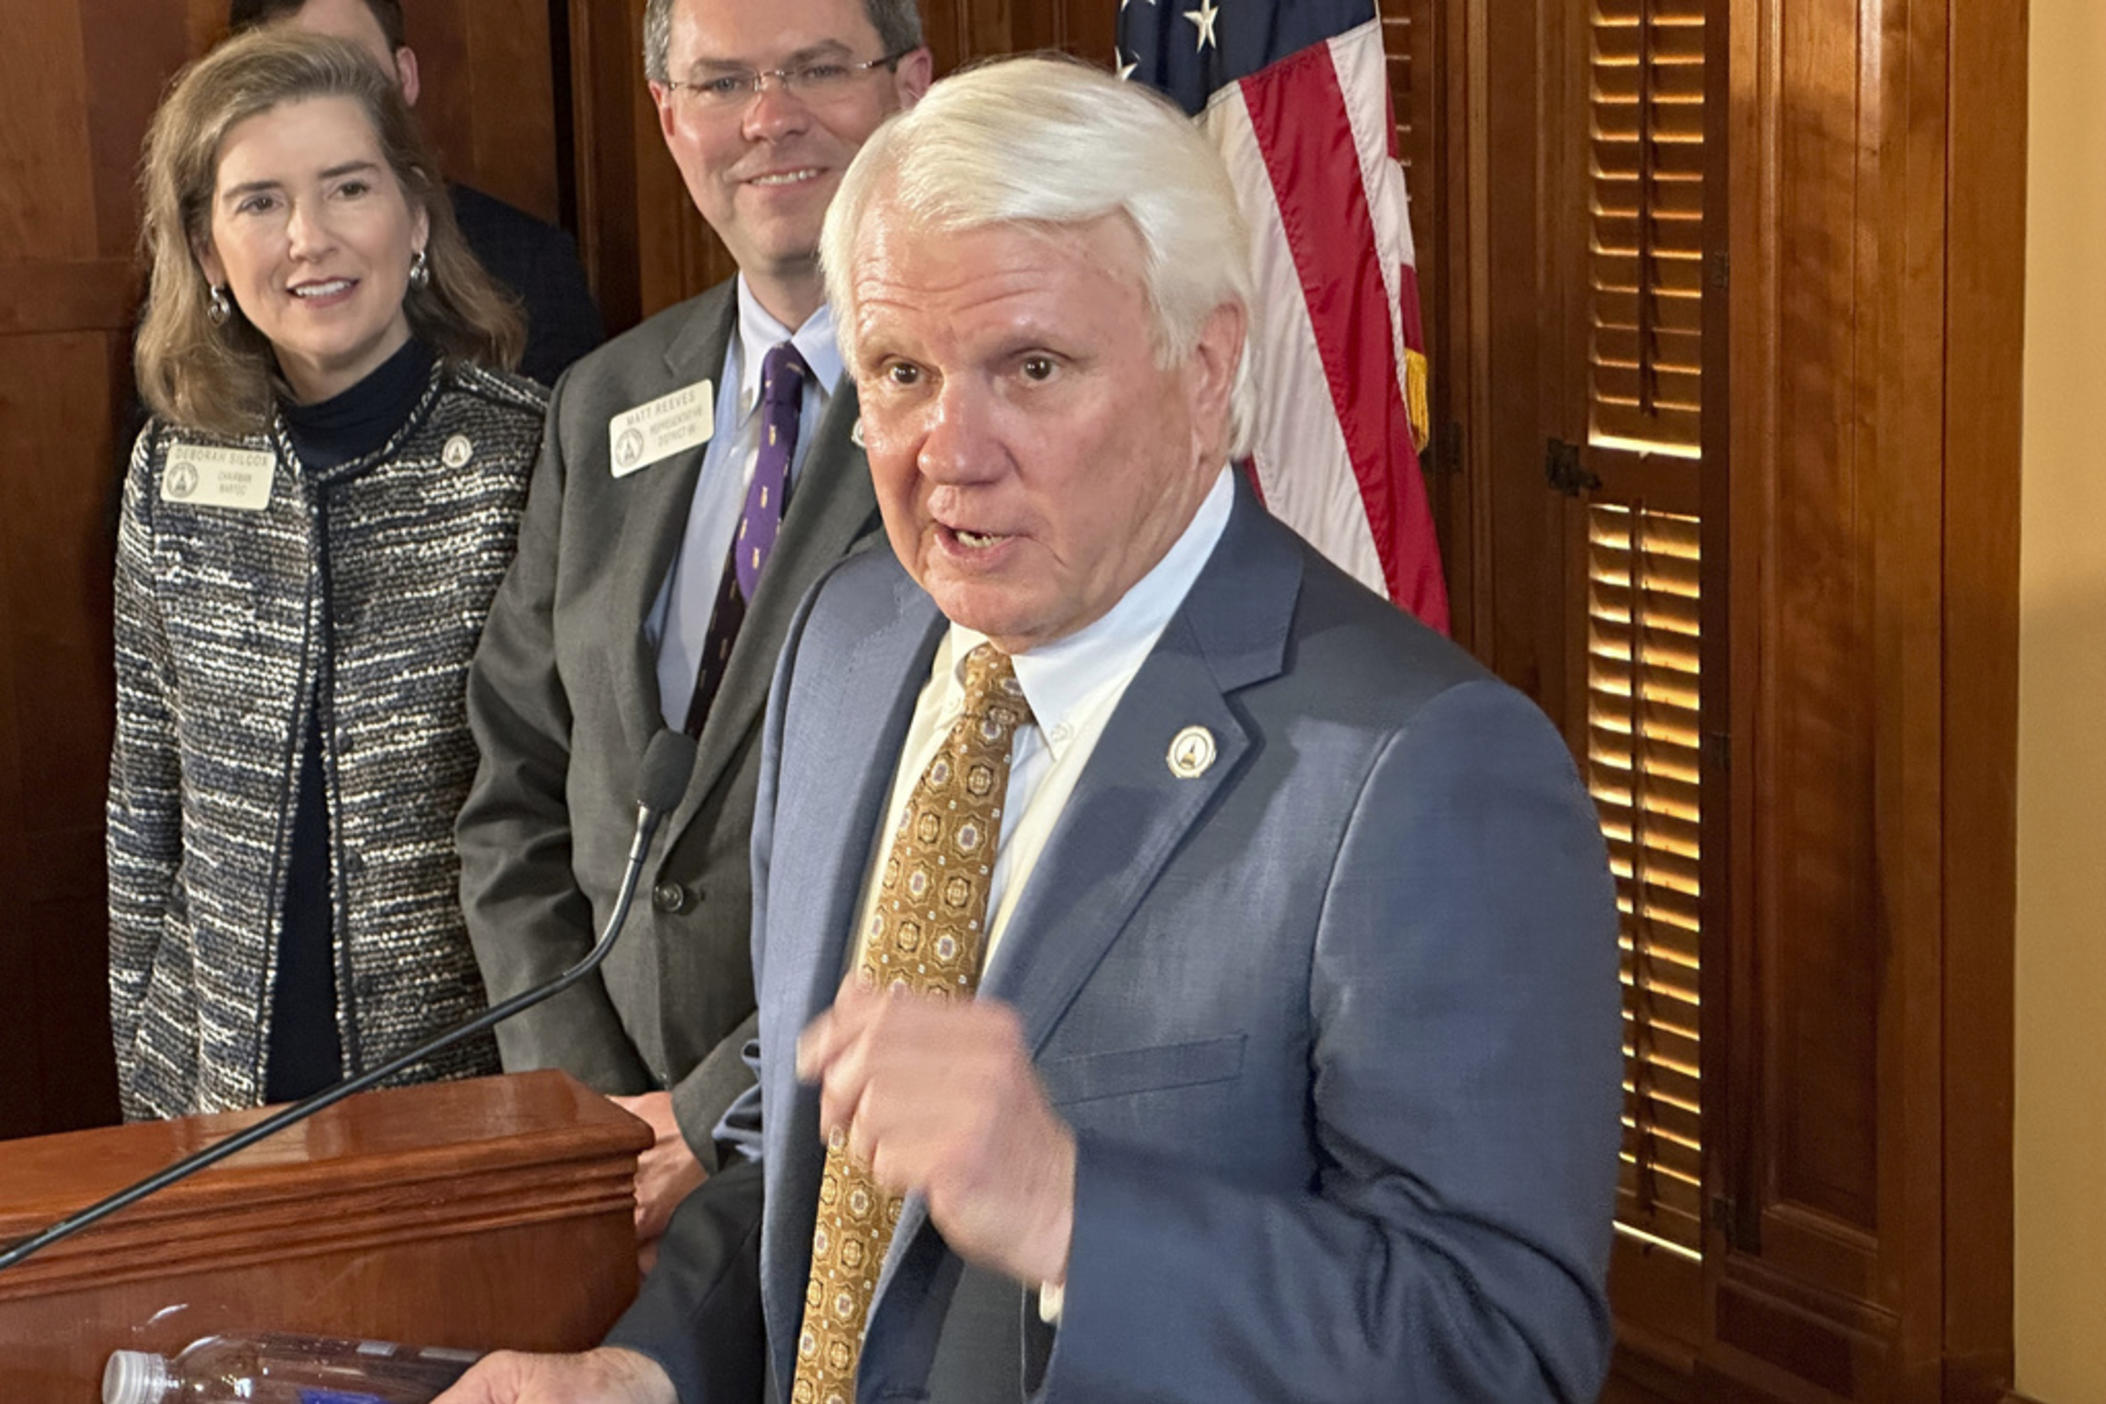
top-left (0, 802), bottom-right (666, 1274)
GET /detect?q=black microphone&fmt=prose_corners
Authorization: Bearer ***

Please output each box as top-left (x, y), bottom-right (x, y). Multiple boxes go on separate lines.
top-left (0, 728), bottom-right (699, 1272)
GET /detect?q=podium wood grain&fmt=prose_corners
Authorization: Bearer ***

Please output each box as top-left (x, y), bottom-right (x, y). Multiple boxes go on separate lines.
top-left (0, 1070), bottom-right (651, 1402)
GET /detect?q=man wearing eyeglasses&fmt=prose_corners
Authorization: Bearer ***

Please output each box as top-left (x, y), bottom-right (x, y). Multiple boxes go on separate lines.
top-left (457, 0), bottom-right (932, 1271)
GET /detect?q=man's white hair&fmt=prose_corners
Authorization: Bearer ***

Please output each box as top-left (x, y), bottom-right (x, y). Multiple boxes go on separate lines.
top-left (820, 55), bottom-right (1255, 457)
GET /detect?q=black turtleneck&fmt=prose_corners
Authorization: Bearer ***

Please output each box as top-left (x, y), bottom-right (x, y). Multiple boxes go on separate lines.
top-left (266, 337), bottom-right (436, 1103)
top-left (281, 337), bottom-right (436, 470)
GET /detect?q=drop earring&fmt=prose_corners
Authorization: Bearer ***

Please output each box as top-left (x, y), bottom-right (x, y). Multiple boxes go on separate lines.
top-left (408, 248), bottom-right (430, 290)
top-left (207, 283), bottom-right (232, 326)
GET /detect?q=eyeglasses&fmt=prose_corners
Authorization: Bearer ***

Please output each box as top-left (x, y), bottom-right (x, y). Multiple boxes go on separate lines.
top-left (662, 50), bottom-right (913, 111)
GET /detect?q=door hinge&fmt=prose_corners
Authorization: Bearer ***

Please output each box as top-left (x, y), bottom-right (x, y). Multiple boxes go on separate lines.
top-left (1711, 1194), bottom-right (1736, 1248)
top-left (1544, 436), bottom-right (1601, 498)
top-left (1712, 1193), bottom-right (1761, 1252)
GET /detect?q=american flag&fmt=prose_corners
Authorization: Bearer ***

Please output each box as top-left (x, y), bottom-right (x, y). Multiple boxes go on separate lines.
top-left (1119, 0), bottom-right (1449, 632)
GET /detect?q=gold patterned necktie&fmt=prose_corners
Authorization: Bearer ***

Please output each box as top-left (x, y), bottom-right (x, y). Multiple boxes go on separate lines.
top-left (791, 643), bottom-right (1033, 1404)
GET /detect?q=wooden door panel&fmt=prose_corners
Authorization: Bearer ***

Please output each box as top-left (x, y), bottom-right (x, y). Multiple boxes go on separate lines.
top-left (83, 2), bottom-right (193, 261)
top-left (0, 262), bottom-right (137, 341)
top-left (405, 0), bottom-right (562, 223)
top-left (1756, 0), bottom-right (1885, 1245)
top-left (0, 335), bottom-right (121, 842)
top-left (0, 13), bottom-right (100, 258)
top-left (0, 4), bottom-right (172, 1141)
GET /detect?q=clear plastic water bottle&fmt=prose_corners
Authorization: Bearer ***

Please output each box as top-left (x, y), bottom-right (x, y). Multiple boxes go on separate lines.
top-left (104, 1330), bottom-right (481, 1404)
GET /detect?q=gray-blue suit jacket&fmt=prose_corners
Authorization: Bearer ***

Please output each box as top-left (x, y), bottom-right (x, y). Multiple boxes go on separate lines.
top-left (607, 481), bottom-right (1622, 1402)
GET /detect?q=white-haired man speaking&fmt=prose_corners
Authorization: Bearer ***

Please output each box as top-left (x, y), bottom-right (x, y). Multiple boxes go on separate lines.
top-left (440, 55), bottom-right (1621, 1404)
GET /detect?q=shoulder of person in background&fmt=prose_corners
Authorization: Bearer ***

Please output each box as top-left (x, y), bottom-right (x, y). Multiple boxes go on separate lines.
top-left (448, 181), bottom-right (604, 389)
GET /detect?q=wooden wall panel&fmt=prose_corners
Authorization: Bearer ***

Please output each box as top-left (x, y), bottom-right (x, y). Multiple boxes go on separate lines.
top-left (915, 0), bottom-right (1116, 73)
top-left (1939, 0), bottom-right (2024, 1387)
top-left (1758, 0), bottom-right (1883, 1240)
top-left (84, 2), bottom-right (192, 262)
top-left (0, 261), bottom-right (138, 339)
top-left (1727, 0), bottom-right (1901, 1358)
top-left (1735, 0), bottom-right (1931, 1318)
top-left (0, 8), bottom-right (100, 259)
top-left (567, 0), bottom-right (646, 331)
top-left (405, 0), bottom-right (562, 223)
top-left (0, 6), bottom-right (176, 1143)
top-left (1469, 0), bottom-right (1563, 704)
top-left (1683, 0), bottom-right (2017, 1393)
top-left (922, 0), bottom-right (1013, 73)
top-left (0, 338), bottom-right (121, 860)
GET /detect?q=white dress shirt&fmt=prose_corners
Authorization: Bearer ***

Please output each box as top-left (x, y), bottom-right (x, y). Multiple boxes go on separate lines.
top-left (846, 466), bottom-right (1235, 974)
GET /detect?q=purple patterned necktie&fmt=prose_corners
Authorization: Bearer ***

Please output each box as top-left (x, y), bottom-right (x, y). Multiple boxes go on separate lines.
top-left (736, 340), bottom-right (810, 599)
top-left (683, 339), bottom-right (810, 737)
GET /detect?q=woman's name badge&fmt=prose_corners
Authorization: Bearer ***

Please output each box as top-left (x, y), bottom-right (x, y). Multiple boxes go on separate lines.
top-left (609, 380), bottom-right (715, 478)
top-left (160, 444), bottom-right (274, 512)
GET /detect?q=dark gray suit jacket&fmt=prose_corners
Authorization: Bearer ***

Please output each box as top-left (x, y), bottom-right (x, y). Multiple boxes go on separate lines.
top-left (457, 281), bottom-right (879, 1168)
top-left (607, 482), bottom-right (1623, 1402)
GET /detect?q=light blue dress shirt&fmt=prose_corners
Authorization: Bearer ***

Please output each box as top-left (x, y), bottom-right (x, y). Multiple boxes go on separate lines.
top-left (647, 280), bottom-right (846, 729)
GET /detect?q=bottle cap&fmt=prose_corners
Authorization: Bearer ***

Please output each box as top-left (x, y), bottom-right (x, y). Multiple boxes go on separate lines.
top-left (102, 1350), bottom-right (174, 1404)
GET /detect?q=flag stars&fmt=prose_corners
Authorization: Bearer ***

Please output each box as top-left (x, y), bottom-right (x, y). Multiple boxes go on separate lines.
top-left (1184, 0), bottom-right (1221, 51)
top-left (1116, 49), bottom-right (1137, 81)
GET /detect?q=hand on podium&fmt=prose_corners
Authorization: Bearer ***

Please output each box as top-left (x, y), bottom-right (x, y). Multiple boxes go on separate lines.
top-left (609, 1090), bottom-right (708, 1268)
top-left (434, 1346), bottom-right (675, 1404)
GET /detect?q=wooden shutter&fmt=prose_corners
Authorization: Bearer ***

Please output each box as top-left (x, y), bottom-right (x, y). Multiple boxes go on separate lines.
top-left (1590, 504), bottom-right (1706, 1255)
top-left (1577, 0), bottom-right (1719, 1264)
top-left (1589, 0), bottom-right (1708, 459)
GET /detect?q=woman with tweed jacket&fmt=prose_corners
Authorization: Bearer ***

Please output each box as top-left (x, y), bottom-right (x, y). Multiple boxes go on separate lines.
top-left (108, 29), bottom-right (548, 1119)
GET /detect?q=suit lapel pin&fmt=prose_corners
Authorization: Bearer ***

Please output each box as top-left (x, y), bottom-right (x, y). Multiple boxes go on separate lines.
top-left (1167, 725), bottom-right (1217, 778)
top-left (442, 434), bottom-right (474, 468)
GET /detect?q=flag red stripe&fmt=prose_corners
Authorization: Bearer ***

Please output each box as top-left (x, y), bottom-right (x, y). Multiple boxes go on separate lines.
top-left (1399, 261), bottom-right (1426, 358)
top-left (1239, 45), bottom-right (1448, 631)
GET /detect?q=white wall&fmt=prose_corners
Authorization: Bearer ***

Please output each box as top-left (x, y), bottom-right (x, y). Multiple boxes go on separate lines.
top-left (2015, 0), bottom-right (2106, 1396)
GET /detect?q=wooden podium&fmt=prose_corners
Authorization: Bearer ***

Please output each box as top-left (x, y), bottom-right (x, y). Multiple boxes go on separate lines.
top-left (0, 1070), bottom-right (651, 1401)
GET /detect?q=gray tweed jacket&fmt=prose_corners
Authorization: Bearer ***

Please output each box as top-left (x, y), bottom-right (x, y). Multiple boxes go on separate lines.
top-left (107, 359), bottom-right (547, 1120)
